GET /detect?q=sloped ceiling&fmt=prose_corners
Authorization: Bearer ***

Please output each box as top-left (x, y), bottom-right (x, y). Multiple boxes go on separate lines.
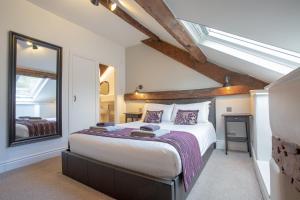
top-left (117, 0), bottom-right (182, 48)
top-left (27, 0), bottom-right (147, 47)
top-left (121, 0), bottom-right (295, 82)
top-left (199, 45), bottom-right (282, 82)
top-left (27, 0), bottom-right (299, 83)
top-left (164, 0), bottom-right (300, 53)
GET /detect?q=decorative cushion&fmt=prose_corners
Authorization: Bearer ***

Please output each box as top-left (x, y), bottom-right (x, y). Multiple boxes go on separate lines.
top-left (143, 110), bottom-right (164, 123)
top-left (171, 102), bottom-right (210, 123)
top-left (141, 103), bottom-right (174, 122)
top-left (174, 110), bottom-right (199, 125)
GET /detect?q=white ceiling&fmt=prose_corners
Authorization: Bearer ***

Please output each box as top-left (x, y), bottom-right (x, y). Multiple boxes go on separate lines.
top-left (117, 0), bottom-right (182, 48)
top-left (27, 0), bottom-right (147, 47)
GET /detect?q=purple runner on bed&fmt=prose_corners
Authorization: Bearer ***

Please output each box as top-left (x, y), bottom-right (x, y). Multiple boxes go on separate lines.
top-left (74, 128), bottom-right (202, 191)
top-left (16, 119), bottom-right (56, 137)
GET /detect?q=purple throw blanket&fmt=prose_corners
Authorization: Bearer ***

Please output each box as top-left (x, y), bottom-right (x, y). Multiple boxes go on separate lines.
top-left (16, 119), bottom-right (56, 137)
top-left (74, 128), bottom-right (202, 191)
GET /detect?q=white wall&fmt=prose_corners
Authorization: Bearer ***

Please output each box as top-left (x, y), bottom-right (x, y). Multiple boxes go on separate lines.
top-left (0, 0), bottom-right (126, 173)
top-left (126, 44), bottom-right (221, 93)
top-left (126, 94), bottom-right (250, 142)
top-left (125, 44), bottom-right (251, 149)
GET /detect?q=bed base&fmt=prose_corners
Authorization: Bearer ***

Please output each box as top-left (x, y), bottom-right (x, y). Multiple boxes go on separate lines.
top-left (62, 143), bottom-right (215, 200)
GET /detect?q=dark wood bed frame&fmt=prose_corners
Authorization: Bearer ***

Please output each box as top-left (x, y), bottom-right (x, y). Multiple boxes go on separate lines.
top-left (62, 98), bottom-right (216, 200)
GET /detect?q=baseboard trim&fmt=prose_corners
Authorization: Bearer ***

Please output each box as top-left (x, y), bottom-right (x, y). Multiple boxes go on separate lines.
top-left (251, 146), bottom-right (270, 200)
top-left (216, 139), bottom-right (225, 149)
top-left (0, 147), bottom-right (66, 174)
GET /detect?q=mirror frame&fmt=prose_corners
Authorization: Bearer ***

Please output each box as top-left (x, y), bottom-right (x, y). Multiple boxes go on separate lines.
top-left (8, 31), bottom-right (63, 146)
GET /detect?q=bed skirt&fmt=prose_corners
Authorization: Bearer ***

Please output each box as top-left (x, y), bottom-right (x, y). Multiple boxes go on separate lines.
top-left (62, 142), bottom-right (215, 200)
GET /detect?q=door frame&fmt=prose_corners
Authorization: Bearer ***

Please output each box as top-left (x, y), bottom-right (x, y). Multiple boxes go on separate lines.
top-left (99, 64), bottom-right (118, 123)
top-left (68, 52), bottom-right (99, 133)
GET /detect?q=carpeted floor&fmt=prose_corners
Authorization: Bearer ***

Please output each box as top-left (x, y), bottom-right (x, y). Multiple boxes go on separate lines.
top-left (0, 150), bottom-right (263, 200)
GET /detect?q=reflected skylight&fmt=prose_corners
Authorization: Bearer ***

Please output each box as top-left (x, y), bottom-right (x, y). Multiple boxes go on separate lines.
top-left (181, 20), bottom-right (300, 75)
top-left (16, 75), bottom-right (49, 102)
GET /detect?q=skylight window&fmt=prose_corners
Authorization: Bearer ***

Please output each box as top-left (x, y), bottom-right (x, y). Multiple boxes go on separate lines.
top-left (180, 20), bottom-right (300, 75)
top-left (16, 75), bottom-right (49, 102)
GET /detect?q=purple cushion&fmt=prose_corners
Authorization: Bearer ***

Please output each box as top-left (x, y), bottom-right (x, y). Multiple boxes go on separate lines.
top-left (174, 110), bottom-right (199, 125)
top-left (143, 110), bottom-right (163, 123)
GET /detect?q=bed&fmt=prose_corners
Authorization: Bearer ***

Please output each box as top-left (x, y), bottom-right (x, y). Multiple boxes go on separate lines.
top-left (15, 118), bottom-right (57, 138)
top-left (62, 98), bottom-right (216, 200)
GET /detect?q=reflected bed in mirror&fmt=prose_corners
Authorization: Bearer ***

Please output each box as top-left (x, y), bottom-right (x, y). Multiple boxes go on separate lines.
top-left (9, 32), bottom-right (62, 146)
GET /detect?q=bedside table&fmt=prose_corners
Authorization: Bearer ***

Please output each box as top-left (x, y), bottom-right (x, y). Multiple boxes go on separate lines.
top-left (124, 112), bottom-right (142, 123)
top-left (222, 113), bottom-right (252, 157)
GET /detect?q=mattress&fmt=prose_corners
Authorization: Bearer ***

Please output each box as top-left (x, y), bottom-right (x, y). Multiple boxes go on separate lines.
top-left (69, 121), bottom-right (216, 179)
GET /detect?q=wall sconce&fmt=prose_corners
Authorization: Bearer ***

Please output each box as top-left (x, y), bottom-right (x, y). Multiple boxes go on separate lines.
top-left (26, 40), bottom-right (38, 50)
top-left (26, 41), bottom-right (33, 46)
top-left (91, 0), bottom-right (118, 11)
top-left (223, 75), bottom-right (231, 87)
top-left (110, 1), bottom-right (117, 11)
top-left (32, 44), bottom-right (38, 50)
top-left (90, 0), bottom-right (100, 6)
top-left (134, 85), bottom-right (143, 95)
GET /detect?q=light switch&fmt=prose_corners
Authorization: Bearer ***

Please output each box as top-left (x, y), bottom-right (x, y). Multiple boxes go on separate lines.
top-left (226, 107), bottom-right (232, 112)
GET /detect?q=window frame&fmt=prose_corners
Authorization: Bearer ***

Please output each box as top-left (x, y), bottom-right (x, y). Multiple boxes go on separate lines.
top-left (180, 20), bottom-right (300, 75)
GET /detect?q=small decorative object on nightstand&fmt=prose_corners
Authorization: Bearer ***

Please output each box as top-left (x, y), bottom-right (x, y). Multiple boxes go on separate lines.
top-left (222, 113), bottom-right (252, 157)
top-left (124, 112), bottom-right (142, 123)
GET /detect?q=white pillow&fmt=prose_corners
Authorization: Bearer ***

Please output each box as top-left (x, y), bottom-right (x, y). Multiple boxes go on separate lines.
top-left (171, 101), bottom-right (211, 123)
top-left (141, 103), bottom-right (174, 122)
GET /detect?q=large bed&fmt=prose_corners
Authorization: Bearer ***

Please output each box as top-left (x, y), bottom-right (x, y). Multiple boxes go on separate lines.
top-left (15, 118), bottom-right (57, 138)
top-left (62, 98), bottom-right (217, 200)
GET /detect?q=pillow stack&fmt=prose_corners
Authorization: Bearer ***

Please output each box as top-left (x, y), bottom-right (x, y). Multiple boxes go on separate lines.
top-left (141, 101), bottom-right (211, 125)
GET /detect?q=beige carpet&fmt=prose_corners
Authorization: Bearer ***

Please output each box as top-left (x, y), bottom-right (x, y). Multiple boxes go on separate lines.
top-left (0, 150), bottom-right (263, 200)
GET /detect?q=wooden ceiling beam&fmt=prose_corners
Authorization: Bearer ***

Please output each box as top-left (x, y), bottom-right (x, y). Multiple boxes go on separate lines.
top-left (16, 66), bottom-right (56, 80)
top-left (98, 0), bottom-right (267, 89)
top-left (135, 0), bottom-right (207, 64)
top-left (99, 0), bottom-right (159, 40)
top-left (99, 64), bottom-right (108, 76)
top-left (143, 38), bottom-right (267, 89)
top-left (125, 85), bottom-right (255, 101)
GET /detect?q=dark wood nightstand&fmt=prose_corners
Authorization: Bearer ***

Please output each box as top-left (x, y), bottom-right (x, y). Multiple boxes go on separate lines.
top-left (222, 113), bottom-right (252, 157)
top-left (124, 112), bottom-right (142, 123)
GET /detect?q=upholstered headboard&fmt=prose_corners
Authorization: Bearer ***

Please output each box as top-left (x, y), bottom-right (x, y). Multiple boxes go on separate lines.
top-left (145, 98), bottom-right (216, 130)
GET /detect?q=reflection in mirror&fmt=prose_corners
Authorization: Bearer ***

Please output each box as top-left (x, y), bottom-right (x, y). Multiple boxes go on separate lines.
top-left (100, 81), bottom-right (109, 95)
top-left (9, 32), bottom-right (62, 146)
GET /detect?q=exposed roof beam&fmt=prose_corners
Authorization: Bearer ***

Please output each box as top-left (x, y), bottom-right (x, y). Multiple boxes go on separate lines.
top-left (16, 66), bottom-right (56, 80)
top-left (143, 38), bottom-right (267, 89)
top-left (135, 0), bottom-right (207, 64)
top-left (125, 85), bottom-right (255, 101)
top-left (99, 64), bottom-right (108, 76)
top-left (99, 0), bottom-right (159, 40)
top-left (97, 1), bottom-right (267, 89)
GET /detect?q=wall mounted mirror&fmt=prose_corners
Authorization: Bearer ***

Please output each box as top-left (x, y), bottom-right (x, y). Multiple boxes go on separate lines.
top-left (8, 32), bottom-right (62, 146)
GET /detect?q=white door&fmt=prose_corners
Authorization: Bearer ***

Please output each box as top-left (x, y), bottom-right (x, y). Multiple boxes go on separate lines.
top-left (69, 55), bottom-right (97, 133)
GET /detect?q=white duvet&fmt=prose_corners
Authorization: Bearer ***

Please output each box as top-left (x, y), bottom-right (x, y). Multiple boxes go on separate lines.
top-left (69, 121), bottom-right (216, 179)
